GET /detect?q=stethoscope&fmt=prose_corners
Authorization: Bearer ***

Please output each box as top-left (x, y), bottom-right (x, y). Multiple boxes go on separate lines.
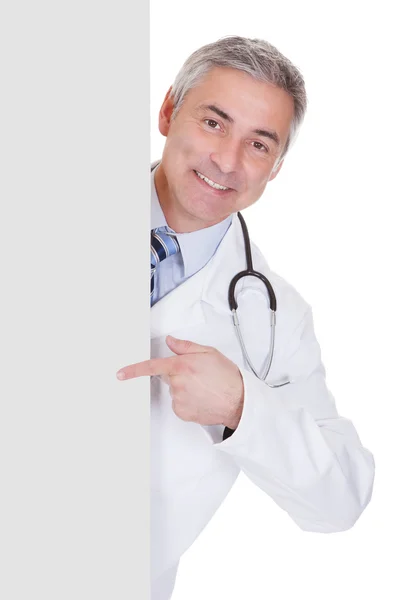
top-left (223, 211), bottom-right (291, 440)
top-left (230, 211), bottom-right (291, 388)
top-left (151, 163), bottom-right (291, 439)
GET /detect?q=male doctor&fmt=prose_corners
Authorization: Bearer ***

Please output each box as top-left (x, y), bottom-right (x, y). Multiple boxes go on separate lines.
top-left (117, 36), bottom-right (375, 599)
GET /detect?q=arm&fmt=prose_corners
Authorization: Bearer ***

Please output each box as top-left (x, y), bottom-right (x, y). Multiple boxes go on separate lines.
top-left (214, 308), bottom-right (375, 532)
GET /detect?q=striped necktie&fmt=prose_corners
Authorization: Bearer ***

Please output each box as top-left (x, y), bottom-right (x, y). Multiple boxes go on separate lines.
top-left (150, 227), bottom-right (180, 303)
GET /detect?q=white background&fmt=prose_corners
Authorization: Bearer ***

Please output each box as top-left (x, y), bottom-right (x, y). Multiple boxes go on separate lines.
top-left (151, 1), bottom-right (399, 598)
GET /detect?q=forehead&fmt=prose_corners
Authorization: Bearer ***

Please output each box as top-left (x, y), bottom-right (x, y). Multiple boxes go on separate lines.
top-left (182, 66), bottom-right (294, 134)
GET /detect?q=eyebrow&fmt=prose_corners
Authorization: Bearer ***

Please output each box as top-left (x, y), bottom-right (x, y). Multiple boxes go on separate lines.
top-left (198, 103), bottom-right (281, 147)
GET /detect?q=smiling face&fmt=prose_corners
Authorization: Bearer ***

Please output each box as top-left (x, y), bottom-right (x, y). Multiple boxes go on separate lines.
top-left (155, 67), bottom-right (295, 232)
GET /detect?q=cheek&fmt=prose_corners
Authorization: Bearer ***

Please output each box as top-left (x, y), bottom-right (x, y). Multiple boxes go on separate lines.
top-left (165, 132), bottom-right (197, 164)
top-left (245, 164), bottom-right (271, 193)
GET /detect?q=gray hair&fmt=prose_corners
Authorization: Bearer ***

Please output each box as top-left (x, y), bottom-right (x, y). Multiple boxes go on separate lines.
top-left (170, 36), bottom-right (307, 162)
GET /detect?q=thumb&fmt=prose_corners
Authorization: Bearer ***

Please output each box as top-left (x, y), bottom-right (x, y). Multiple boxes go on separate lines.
top-left (166, 335), bottom-right (209, 355)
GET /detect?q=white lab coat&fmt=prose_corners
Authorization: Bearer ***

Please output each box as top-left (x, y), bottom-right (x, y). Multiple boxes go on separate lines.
top-left (150, 211), bottom-right (375, 599)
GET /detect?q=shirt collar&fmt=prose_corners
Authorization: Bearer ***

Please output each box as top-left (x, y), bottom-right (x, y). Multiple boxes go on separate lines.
top-left (151, 163), bottom-right (232, 278)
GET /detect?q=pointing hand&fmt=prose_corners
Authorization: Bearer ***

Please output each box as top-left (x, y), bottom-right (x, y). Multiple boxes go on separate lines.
top-left (116, 335), bottom-right (244, 429)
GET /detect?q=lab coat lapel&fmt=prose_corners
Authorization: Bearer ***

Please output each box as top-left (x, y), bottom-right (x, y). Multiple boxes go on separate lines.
top-left (201, 213), bottom-right (247, 314)
top-left (150, 214), bottom-right (246, 339)
top-left (150, 262), bottom-right (207, 339)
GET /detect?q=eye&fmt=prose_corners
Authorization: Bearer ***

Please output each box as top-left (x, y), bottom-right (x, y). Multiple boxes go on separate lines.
top-left (204, 119), bottom-right (221, 130)
top-left (251, 141), bottom-right (268, 153)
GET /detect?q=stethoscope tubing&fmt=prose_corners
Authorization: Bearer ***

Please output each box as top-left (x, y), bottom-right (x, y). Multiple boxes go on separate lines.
top-left (230, 211), bottom-right (290, 388)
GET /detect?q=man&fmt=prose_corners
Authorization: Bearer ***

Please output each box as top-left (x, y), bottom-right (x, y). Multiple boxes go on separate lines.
top-left (117, 36), bottom-right (375, 599)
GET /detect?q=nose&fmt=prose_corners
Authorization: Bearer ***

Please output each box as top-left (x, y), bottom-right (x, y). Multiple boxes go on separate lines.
top-left (209, 137), bottom-right (242, 174)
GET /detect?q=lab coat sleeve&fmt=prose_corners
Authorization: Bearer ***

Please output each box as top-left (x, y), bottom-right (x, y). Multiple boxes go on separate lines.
top-left (213, 307), bottom-right (375, 533)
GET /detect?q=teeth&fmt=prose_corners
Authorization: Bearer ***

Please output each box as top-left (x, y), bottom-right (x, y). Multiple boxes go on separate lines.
top-left (195, 171), bottom-right (229, 190)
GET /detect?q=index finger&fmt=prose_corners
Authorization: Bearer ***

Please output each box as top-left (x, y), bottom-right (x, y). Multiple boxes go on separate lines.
top-left (116, 356), bottom-right (178, 380)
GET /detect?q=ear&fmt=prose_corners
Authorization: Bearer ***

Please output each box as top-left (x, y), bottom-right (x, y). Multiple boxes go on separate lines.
top-left (269, 158), bottom-right (284, 182)
top-left (158, 86), bottom-right (175, 137)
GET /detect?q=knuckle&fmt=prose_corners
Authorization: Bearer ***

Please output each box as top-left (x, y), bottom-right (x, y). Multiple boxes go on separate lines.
top-left (172, 397), bottom-right (188, 420)
top-left (174, 357), bottom-right (185, 372)
top-left (183, 356), bottom-right (197, 375)
top-left (176, 357), bottom-right (192, 375)
top-left (148, 360), bottom-right (159, 376)
top-left (170, 376), bottom-right (185, 394)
